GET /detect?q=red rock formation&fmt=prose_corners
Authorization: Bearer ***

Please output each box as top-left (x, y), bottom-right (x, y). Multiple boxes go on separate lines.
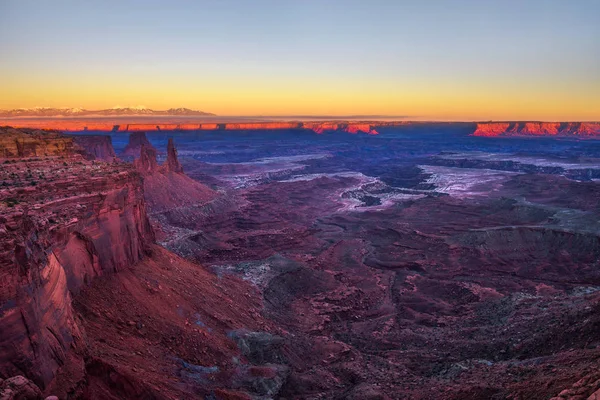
top-left (133, 137), bottom-right (216, 212)
top-left (0, 127), bottom-right (74, 157)
top-left (197, 123), bottom-right (219, 130)
top-left (121, 132), bottom-right (154, 158)
top-left (0, 376), bottom-right (44, 399)
top-left (344, 123), bottom-right (379, 135)
top-left (0, 128), bottom-right (277, 399)
top-left (5, 119), bottom-right (385, 135)
top-left (474, 122), bottom-right (600, 137)
top-left (165, 138), bottom-right (183, 173)
top-left (301, 122), bottom-right (340, 134)
top-left (0, 129), bottom-right (154, 389)
top-left (71, 135), bottom-right (117, 162)
top-left (133, 143), bottom-right (158, 174)
top-left (299, 122), bottom-right (378, 134)
top-left (224, 122), bottom-right (301, 130)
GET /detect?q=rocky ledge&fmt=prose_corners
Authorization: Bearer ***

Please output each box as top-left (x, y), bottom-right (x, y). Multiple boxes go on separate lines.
top-left (0, 126), bottom-right (75, 158)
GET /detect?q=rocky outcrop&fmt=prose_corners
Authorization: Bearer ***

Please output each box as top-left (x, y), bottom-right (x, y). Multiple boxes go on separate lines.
top-left (133, 144), bottom-right (158, 174)
top-left (0, 127), bottom-right (74, 158)
top-left (303, 122), bottom-right (378, 135)
top-left (0, 129), bottom-right (154, 389)
top-left (132, 137), bottom-right (216, 212)
top-left (0, 376), bottom-right (44, 400)
top-left (165, 138), bottom-right (183, 173)
top-left (71, 135), bottom-right (117, 162)
top-left (473, 122), bottom-right (600, 137)
top-left (121, 132), bottom-right (154, 158)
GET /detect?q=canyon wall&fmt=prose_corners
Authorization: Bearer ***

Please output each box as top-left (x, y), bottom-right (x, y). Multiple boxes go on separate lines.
top-left (121, 131), bottom-right (154, 158)
top-left (0, 127), bottom-right (74, 157)
top-left (71, 135), bottom-right (117, 161)
top-left (473, 122), bottom-right (600, 137)
top-left (8, 120), bottom-right (600, 138)
top-left (0, 128), bottom-right (154, 389)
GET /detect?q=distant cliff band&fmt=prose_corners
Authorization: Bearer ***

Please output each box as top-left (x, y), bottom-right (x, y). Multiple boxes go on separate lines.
top-left (2, 120), bottom-right (600, 137)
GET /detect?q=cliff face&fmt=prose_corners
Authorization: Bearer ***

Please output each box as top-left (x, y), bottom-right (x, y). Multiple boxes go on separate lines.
top-left (0, 127), bottom-right (74, 157)
top-left (0, 129), bottom-right (154, 389)
top-left (71, 135), bottom-right (117, 161)
top-left (0, 128), bottom-right (273, 399)
top-left (121, 131), bottom-right (154, 158)
top-left (474, 122), bottom-right (600, 137)
top-left (6, 120), bottom-right (383, 135)
top-left (133, 143), bottom-right (159, 174)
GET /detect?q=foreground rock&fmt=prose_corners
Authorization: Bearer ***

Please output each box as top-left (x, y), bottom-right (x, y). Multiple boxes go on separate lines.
top-left (0, 132), bottom-right (154, 389)
top-left (0, 376), bottom-right (43, 400)
top-left (0, 127), bottom-right (270, 399)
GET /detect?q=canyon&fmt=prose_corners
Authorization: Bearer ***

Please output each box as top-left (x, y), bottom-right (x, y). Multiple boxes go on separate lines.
top-left (1, 122), bottom-right (600, 399)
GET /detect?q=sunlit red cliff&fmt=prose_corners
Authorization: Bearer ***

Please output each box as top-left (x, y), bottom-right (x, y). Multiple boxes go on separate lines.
top-left (2, 120), bottom-right (382, 135)
top-left (4, 119), bottom-right (600, 137)
top-left (473, 122), bottom-right (600, 137)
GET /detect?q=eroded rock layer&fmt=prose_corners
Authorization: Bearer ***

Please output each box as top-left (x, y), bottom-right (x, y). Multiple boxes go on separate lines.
top-left (0, 129), bottom-right (153, 390)
top-left (121, 131), bottom-right (154, 158)
top-left (474, 122), bottom-right (600, 137)
top-left (0, 127), bottom-right (75, 158)
top-left (133, 135), bottom-right (216, 213)
top-left (5, 120), bottom-right (383, 135)
top-left (71, 135), bottom-right (117, 162)
top-left (0, 128), bottom-right (271, 399)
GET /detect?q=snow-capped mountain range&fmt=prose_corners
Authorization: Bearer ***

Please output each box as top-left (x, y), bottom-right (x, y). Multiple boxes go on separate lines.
top-left (0, 107), bottom-right (215, 117)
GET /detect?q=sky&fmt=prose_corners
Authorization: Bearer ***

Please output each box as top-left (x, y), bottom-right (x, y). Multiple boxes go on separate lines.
top-left (0, 0), bottom-right (599, 120)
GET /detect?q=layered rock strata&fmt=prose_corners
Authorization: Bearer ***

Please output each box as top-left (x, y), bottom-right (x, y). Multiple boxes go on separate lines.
top-left (473, 122), bottom-right (600, 137)
top-left (0, 129), bottom-right (154, 389)
top-left (71, 135), bottom-right (117, 162)
top-left (0, 127), bottom-right (74, 158)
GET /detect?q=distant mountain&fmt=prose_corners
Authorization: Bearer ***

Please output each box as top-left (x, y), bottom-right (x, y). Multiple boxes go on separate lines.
top-left (0, 107), bottom-right (215, 117)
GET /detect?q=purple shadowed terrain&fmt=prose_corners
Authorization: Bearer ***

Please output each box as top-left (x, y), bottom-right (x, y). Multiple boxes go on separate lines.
top-left (2, 124), bottom-right (600, 399)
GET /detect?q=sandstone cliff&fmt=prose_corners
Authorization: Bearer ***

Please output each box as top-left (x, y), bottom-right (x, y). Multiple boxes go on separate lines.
top-left (133, 143), bottom-right (159, 174)
top-left (121, 131), bottom-right (155, 158)
top-left (0, 127), bottom-right (74, 157)
top-left (71, 135), bottom-right (117, 162)
top-left (0, 130), bottom-right (154, 389)
top-left (473, 122), bottom-right (600, 137)
top-left (133, 137), bottom-right (216, 213)
top-left (0, 128), bottom-right (273, 399)
top-left (6, 120), bottom-right (384, 135)
top-left (302, 122), bottom-right (378, 135)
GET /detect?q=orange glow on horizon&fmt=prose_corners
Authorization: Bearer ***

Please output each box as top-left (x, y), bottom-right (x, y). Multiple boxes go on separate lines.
top-left (1, 70), bottom-right (598, 121)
